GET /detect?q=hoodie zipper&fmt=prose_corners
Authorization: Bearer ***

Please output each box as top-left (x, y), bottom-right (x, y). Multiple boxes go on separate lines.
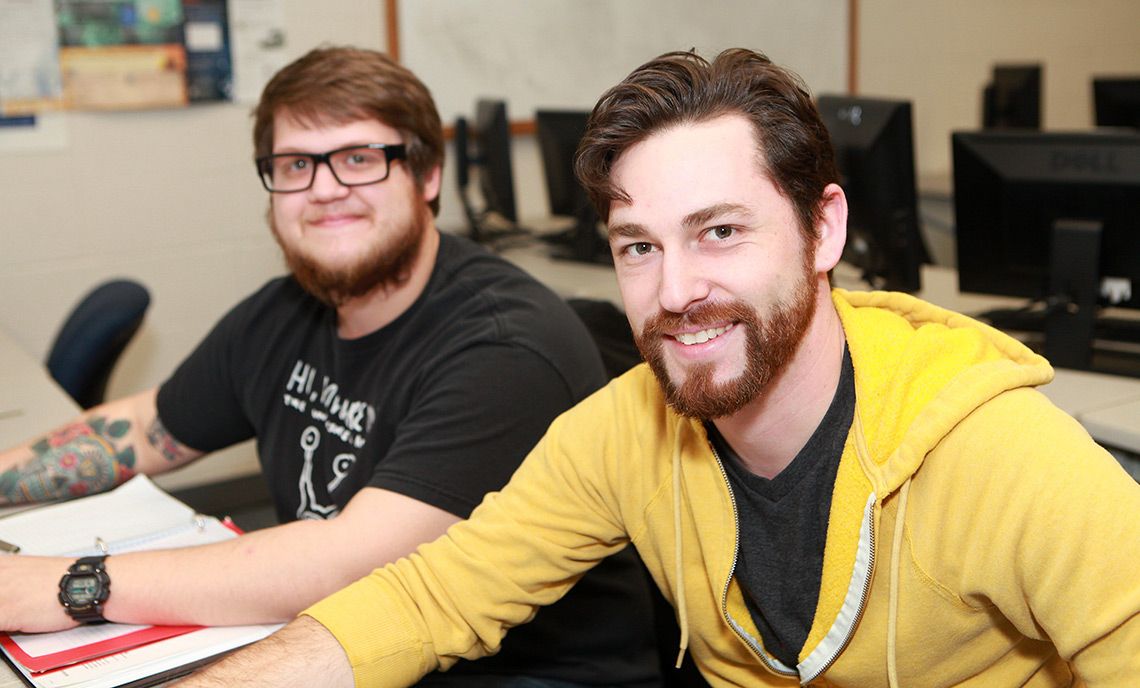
top-left (799, 497), bottom-right (877, 683)
top-left (710, 444), bottom-right (878, 684)
top-left (710, 445), bottom-right (796, 678)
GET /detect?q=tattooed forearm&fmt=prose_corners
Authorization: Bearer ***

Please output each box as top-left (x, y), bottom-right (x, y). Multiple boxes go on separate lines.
top-left (0, 416), bottom-right (135, 505)
top-left (146, 416), bottom-right (190, 463)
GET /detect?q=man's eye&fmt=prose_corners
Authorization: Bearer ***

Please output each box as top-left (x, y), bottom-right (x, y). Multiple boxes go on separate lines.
top-left (709, 226), bottom-right (734, 240)
top-left (624, 242), bottom-right (654, 257)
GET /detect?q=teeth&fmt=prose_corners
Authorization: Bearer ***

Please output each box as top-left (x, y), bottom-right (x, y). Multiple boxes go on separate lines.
top-left (676, 324), bottom-right (731, 346)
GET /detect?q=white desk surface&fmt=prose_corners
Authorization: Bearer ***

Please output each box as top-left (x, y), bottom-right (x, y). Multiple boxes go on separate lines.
top-left (0, 329), bottom-right (79, 451)
top-left (1080, 399), bottom-right (1140, 456)
top-left (502, 244), bottom-right (1140, 454)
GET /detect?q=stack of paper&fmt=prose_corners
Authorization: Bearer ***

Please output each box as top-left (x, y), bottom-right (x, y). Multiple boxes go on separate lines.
top-left (0, 476), bottom-right (282, 688)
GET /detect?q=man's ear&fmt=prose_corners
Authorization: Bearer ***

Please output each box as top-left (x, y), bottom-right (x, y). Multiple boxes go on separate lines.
top-left (813, 183), bottom-right (848, 273)
top-left (421, 165), bottom-right (442, 203)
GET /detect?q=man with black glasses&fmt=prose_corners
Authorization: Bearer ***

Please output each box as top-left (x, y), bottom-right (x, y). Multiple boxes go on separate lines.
top-left (0, 46), bottom-right (660, 687)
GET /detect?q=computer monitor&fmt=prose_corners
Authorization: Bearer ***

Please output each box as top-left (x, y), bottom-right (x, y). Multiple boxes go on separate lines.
top-left (1093, 77), bottom-right (1140, 129)
top-left (952, 130), bottom-right (1140, 374)
top-left (534, 109), bottom-right (610, 265)
top-left (454, 98), bottom-right (520, 244)
top-left (817, 95), bottom-right (928, 292)
top-left (983, 65), bottom-right (1042, 130)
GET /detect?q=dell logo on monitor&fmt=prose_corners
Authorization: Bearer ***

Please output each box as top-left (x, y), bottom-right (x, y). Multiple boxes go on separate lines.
top-left (1050, 149), bottom-right (1120, 174)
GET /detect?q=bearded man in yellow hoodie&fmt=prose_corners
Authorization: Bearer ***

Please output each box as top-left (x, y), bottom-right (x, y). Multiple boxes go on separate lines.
top-left (177, 48), bottom-right (1140, 688)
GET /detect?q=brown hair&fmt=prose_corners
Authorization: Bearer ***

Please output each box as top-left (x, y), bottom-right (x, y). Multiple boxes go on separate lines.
top-left (253, 46), bottom-right (444, 215)
top-left (575, 48), bottom-right (838, 238)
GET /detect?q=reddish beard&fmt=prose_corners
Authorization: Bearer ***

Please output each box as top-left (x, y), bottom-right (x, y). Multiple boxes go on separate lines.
top-left (271, 199), bottom-right (429, 307)
top-left (635, 257), bottom-right (818, 419)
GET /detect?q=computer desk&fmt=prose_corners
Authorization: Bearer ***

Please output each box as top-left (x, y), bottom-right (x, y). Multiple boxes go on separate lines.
top-left (500, 241), bottom-right (1140, 455)
top-left (0, 329), bottom-right (79, 449)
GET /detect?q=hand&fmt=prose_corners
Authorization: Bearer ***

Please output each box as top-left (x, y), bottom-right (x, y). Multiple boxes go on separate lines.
top-left (0, 555), bottom-right (79, 633)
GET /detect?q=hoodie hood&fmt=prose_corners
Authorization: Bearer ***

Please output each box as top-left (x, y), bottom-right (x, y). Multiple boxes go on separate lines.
top-left (828, 288), bottom-right (1055, 686)
top-left (833, 288), bottom-right (1054, 494)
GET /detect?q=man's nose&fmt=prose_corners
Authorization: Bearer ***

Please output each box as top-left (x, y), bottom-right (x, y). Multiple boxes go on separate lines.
top-left (307, 161), bottom-right (350, 200)
top-left (657, 249), bottom-right (711, 314)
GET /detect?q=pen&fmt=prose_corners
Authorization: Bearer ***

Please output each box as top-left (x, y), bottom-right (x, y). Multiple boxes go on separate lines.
top-left (0, 538), bottom-right (20, 554)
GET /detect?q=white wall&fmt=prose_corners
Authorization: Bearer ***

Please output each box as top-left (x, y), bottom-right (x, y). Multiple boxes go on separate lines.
top-left (401, 0), bottom-right (848, 122)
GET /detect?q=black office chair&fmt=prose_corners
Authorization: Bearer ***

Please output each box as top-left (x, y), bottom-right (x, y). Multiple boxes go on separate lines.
top-left (46, 279), bottom-right (151, 409)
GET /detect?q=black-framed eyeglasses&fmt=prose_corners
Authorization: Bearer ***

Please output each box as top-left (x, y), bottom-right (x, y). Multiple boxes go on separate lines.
top-left (255, 143), bottom-right (407, 193)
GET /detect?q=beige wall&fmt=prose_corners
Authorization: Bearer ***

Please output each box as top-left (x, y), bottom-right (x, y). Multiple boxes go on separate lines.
top-left (857, 0), bottom-right (1140, 188)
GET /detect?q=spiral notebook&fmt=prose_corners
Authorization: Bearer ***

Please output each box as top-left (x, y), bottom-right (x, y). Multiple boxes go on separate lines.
top-left (0, 476), bottom-right (281, 688)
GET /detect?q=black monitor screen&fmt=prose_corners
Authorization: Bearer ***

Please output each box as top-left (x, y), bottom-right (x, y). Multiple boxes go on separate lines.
top-left (473, 99), bottom-right (517, 224)
top-left (953, 130), bottom-right (1140, 373)
top-left (454, 99), bottom-right (520, 243)
top-left (535, 109), bottom-right (590, 217)
top-left (1094, 77), bottom-right (1140, 129)
top-left (534, 109), bottom-right (610, 265)
top-left (817, 95), bottom-right (927, 292)
top-left (952, 130), bottom-right (1140, 309)
top-left (983, 65), bottom-right (1042, 130)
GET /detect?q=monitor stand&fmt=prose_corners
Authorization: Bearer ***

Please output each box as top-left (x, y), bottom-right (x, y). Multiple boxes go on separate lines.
top-left (1043, 219), bottom-right (1102, 370)
top-left (976, 218), bottom-right (1140, 378)
top-left (460, 187), bottom-right (530, 248)
top-left (545, 204), bottom-right (612, 266)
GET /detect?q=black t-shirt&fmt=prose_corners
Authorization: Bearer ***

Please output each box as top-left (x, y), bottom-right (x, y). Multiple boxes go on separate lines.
top-left (156, 233), bottom-right (660, 685)
top-left (709, 346), bottom-right (854, 670)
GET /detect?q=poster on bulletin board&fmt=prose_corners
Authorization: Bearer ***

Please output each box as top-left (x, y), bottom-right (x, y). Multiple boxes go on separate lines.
top-left (1, 0), bottom-right (271, 112)
top-left (55, 0), bottom-right (192, 110)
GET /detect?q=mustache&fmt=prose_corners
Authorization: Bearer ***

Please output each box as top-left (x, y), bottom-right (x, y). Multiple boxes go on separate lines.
top-left (304, 207), bottom-right (369, 222)
top-left (640, 301), bottom-right (757, 337)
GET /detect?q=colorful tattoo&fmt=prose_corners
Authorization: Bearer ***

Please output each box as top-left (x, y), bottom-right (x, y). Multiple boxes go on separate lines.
top-left (0, 416), bottom-right (135, 505)
top-left (146, 416), bottom-right (186, 463)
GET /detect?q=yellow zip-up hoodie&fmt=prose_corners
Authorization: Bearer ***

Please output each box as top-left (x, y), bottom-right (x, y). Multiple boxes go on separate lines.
top-left (307, 290), bottom-right (1140, 686)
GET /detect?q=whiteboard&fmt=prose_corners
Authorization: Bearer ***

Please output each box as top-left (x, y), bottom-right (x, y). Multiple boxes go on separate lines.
top-left (399, 0), bottom-right (849, 123)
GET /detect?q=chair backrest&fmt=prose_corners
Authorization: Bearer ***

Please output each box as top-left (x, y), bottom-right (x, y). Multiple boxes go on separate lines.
top-left (46, 279), bottom-right (151, 409)
top-left (566, 298), bottom-right (642, 379)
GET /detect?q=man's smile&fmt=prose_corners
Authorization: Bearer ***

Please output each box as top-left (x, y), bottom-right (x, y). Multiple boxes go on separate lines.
top-left (672, 323), bottom-right (735, 346)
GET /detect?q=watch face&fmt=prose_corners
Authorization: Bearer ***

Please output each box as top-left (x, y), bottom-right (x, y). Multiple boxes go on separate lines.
top-left (64, 574), bottom-right (100, 604)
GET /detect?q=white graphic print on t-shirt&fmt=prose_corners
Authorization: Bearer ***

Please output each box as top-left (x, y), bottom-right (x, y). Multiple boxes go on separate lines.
top-left (283, 359), bottom-right (376, 520)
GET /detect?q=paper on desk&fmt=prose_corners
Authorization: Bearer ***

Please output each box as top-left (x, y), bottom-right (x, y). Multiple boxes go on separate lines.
top-left (13, 623), bottom-right (282, 688)
top-left (9, 624), bottom-right (149, 660)
top-left (0, 475), bottom-right (199, 557)
top-left (1, 622), bottom-right (202, 673)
